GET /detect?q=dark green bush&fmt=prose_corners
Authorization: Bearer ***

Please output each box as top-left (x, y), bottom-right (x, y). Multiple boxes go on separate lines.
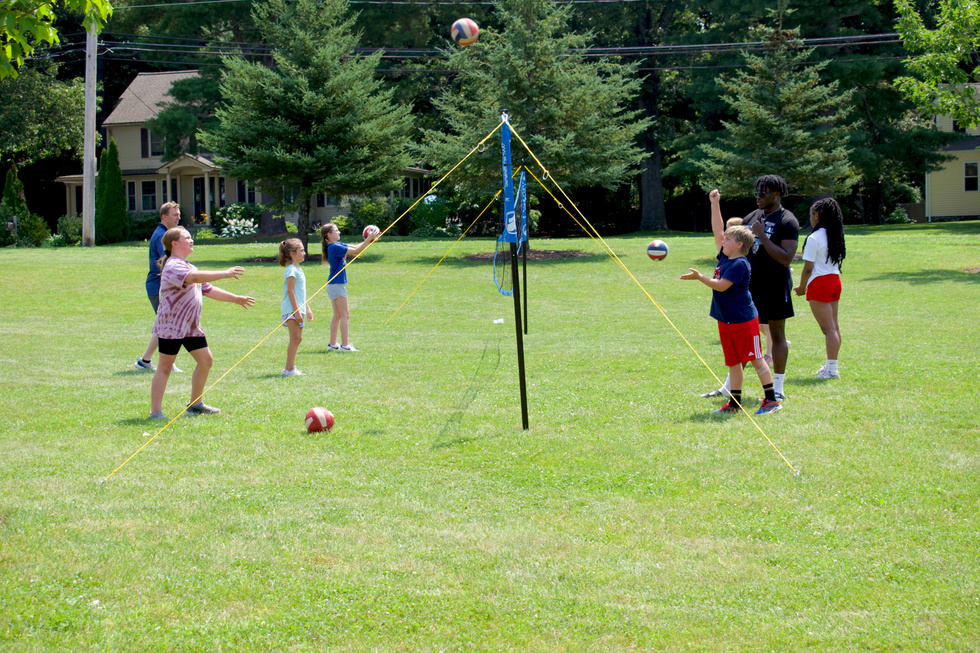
top-left (95, 140), bottom-right (130, 244)
top-left (129, 212), bottom-right (160, 241)
top-left (57, 214), bottom-right (83, 245)
top-left (17, 212), bottom-right (51, 247)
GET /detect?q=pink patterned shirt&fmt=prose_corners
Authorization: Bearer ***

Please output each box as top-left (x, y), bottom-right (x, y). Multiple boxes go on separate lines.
top-left (152, 256), bottom-right (213, 339)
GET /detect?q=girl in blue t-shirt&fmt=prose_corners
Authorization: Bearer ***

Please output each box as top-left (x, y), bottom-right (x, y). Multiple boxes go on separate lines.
top-left (280, 238), bottom-right (312, 376)
top-left (319, 222), bottom-right (378, 352)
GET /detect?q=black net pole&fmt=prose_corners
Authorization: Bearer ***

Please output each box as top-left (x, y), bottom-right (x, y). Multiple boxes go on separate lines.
top-left (510, 241), bottom-right (529, 429)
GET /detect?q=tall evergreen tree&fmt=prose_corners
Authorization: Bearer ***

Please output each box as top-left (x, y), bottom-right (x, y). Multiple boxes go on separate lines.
top-left (693, 13), bottom-right (858, 199)
top-left (95, 139), bottom-right (129, 244)
top-left (200, 0), bottom-right (415, 249)
top-left (419, 0), bottom-right (650, 205)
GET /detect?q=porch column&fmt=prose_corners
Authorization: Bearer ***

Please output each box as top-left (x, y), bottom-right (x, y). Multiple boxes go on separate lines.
top-left (166, 171), bottom-right (172, 206)
top-left (204, 171), bottom-right (211, 225)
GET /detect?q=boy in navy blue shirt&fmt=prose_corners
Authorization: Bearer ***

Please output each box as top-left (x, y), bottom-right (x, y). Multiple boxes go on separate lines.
top-left (680, 189), bottom-right (781, 415)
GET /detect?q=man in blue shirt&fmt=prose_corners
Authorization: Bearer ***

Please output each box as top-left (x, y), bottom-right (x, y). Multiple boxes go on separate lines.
top-left (135, 202), bottom-right (184, 372)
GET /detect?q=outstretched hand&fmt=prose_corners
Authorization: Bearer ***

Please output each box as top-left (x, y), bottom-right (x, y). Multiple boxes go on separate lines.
top-left (237, 295), bottom-right (256, 309)
top-left (709, 189), bottom-right (720, 204)
top-left (679, 268), bottom-right (701, 281)
top-left (224, 266), bottom-right (245, 280)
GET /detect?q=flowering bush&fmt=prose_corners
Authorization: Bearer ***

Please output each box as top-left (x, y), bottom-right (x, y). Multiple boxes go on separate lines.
top-left (220, 218), bottom-right (257, 239)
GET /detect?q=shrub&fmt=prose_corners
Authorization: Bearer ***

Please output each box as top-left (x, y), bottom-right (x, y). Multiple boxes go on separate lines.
top-left (884, 206), bottom-right (914, 225)
top-left (213, 203), bottom-right (262, 233)
top-left (47, 234), bottom-right (70, 247)
top-left (129, 212), bottom-right (159, 241)
top-left (331, 214), bottom-right (352, 235)
top-left (95, 139), bottom-right (130, 244)
top-left (407, 195), bottom-right (450, 234)
top-left (57, 214), bottom-right (83, 245)
top-left (220, 217), bottom-right (257, 238)
top-left (342, 195), bottom-right (393, 235)
top-left (0, 169), bottom-right (28, 247)
top-left (285, 221), bottom-right (298, 234)
top-left (194, 227), bottom-right (217, 240)
top-left (17, 212), bottom-right (51, 247)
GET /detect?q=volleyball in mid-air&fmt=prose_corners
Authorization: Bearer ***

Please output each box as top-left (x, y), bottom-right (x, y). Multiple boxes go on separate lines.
top-left (305, 407), bottom-right (334, 433)
top-left (363, 225), bottom-right (380, 240)
top-left (451, 18), bottom-right (480, 46)
top-left (647, 239), bottom-right (669, 261)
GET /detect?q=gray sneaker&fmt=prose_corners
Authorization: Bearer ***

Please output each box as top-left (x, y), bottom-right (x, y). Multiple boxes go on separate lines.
top-left (172, 363), bottom-right (184, 373)
top-left (135, 358), bottom-right (155, 371)
top-left (148, 411), bottom-right (167, 420)
top-left (185, 403), bottom-right (220, 415)
top-left (815, 368), bottom-right (840, 380)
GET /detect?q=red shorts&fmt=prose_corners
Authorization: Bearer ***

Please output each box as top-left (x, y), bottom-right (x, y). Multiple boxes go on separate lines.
top-left (718, 318), bottom-right (763, 367)
top-left (806, 274), bottom-right (842, 303)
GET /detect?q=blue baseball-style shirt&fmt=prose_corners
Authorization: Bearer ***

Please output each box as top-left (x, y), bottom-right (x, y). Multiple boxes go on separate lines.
top-left (145, 222), bottom-right (168, 296)
top-left (709, 251), bottom-right (758, 324)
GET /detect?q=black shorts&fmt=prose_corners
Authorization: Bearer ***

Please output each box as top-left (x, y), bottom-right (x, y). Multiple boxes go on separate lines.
top-left (148, 294), bottom-right (159, 313)
top-left (750, 278), bottom-right (794, 323)
top-left (158, 336), bottom-right (208, 356)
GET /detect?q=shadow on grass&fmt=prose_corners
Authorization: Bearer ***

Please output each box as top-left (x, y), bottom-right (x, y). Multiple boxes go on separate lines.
top-left (432, 336), bottom-right (501, 449)
top-left (862, 268), bottom-right (979, 285)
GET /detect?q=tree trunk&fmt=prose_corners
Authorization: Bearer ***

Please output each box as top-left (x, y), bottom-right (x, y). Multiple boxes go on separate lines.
top-left (295, 190), bottom-right (312, 250)
top-left (640, 137), bottom-right (667, 231)
top-left (260, 210), bottom-right (286, 237)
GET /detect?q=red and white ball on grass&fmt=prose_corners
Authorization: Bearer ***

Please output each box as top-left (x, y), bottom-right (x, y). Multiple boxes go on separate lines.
top-left (647, 239), bottom-right (669, 261)
top-left (363, 224), bottom-right (380, 240)
top-left (305, 407), bottom-right (334, 432)
top-left (451, 18), bottom-right (480, 46)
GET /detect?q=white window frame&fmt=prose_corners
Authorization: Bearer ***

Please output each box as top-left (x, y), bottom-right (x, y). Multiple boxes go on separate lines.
top-left (966, 162), bottom-right (979, 193)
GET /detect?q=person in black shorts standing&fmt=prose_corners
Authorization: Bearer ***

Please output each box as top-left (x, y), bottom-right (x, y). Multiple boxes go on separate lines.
top-left (702, 174), bottom-right (799, 400)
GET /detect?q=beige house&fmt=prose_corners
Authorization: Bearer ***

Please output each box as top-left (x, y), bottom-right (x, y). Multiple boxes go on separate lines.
top-left (926, 98), bottom-right (980, 221)
top-left (58, 70), bottom-right (430, 226)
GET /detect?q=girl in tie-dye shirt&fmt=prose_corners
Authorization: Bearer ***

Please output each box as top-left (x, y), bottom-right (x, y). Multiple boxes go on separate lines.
top-left (148, 227), bottom-right (256, 420)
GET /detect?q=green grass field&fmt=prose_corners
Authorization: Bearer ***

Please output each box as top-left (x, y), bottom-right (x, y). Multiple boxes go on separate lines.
top-left (1, 222), bottom-right (978, 651)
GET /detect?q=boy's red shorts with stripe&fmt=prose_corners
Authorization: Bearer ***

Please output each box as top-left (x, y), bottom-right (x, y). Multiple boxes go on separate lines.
top-left (806, 274), bottom-right (842, 303)
top-left (718, 317), bottom-right (763, 367)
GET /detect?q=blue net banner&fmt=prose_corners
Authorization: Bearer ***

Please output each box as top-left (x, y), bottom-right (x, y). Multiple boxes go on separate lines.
top-left (518, 168), bottom-right (528, 244)
top-left (500, 120), bottom-right (519, 244)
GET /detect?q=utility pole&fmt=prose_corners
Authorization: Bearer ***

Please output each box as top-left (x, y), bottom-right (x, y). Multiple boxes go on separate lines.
top-left (81, 23), bottom-right (97, 247)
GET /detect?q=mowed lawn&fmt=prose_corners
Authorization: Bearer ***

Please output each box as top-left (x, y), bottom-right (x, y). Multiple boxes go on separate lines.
top-left (1, 221), bottom-right (978, 651)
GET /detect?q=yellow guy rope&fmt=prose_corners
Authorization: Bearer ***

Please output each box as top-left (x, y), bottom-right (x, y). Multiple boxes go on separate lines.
top-left (104, 123), bottom-right (506, 484)
top-left (510, 125), bottom-right (799, 477)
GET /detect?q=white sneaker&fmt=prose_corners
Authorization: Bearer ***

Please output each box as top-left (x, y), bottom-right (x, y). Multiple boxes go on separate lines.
top-left (339, 344), bottom-right (358, 352)
top-left (172, 363), bottom-right (184, 373)
top-left (700, 387), bottom-right (731, 399)
top-left (282, 368), bottom-right (304, 377)
top-left (327, 344), bottom-right (340, 352)
top-left (135, 358), bottom-right (155, 371)
top-left (815, 368), bottom-right (840, 380)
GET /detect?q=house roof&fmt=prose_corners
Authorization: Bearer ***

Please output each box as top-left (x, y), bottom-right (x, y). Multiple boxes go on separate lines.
top-left (103, 70), bottom-right (199, 126)
top-left (946, 135), bottom-right (980, 152)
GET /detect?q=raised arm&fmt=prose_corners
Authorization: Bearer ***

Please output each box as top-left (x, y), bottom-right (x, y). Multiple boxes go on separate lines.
top-left (185, 266), bottom-right (245, 285)
top-left (709, 189), bottom-right (724, 251)
top-left (344, 232), bottom-right (379, 258)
